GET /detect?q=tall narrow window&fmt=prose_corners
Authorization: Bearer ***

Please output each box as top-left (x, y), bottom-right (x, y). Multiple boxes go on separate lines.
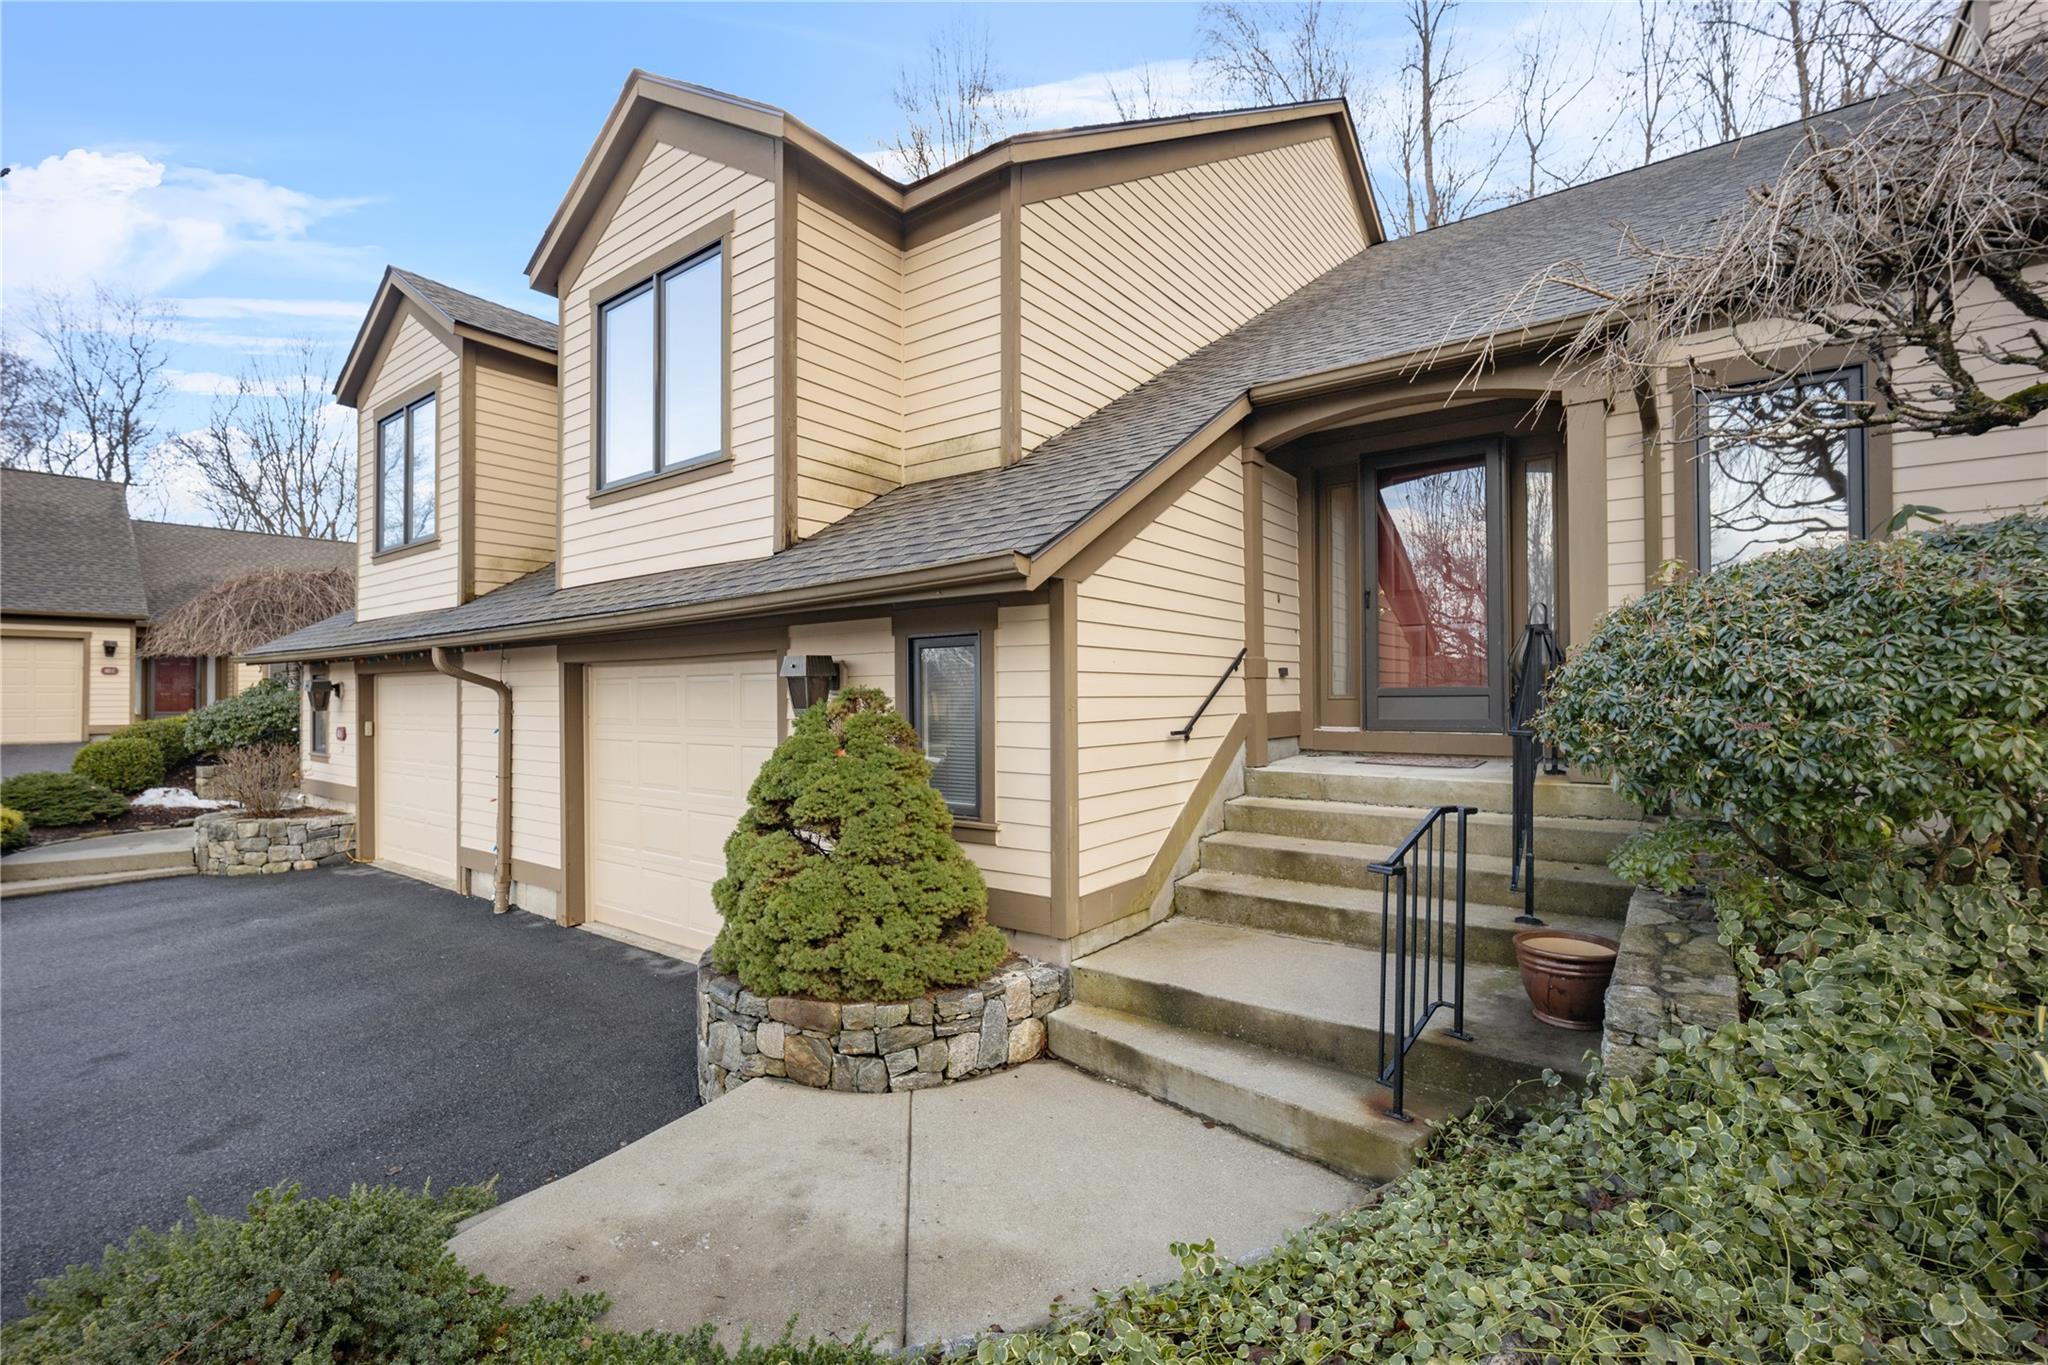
top-left (1523, 458), bottom-right (1557, 631)
top-left (907, 634), bottom-right (982, 820)
top-left (598, 242), bottom-right (725, 488)
top-left (308, 668), bottom-right (330, 757)
top-left (1327, 482), bottom-right (1355, 698)
top-left (1697, 369), bottom-right (1864, 569)
top-left (375, 393), bottom-right (437, 553)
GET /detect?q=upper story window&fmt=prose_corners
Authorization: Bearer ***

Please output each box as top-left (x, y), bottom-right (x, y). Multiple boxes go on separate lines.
top-left (375, 393), bottom-right (438, 553)
top-left (598, 243), bottom-right (725, 490)
top-left (1696, 367), bottom-right (1866, 569)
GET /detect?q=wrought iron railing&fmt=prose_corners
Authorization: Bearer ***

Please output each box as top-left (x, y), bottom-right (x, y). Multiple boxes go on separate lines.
top-left (1171, 647), bottom-right (1247, 740)
top-left (1370, 804), bottom-right (1477, 1121)
top-left (1507, 611), bottom-right (1566, 927)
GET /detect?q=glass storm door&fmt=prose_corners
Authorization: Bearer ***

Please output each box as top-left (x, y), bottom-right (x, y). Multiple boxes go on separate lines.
top-left (1363, 441), bottom-right (1507, 731)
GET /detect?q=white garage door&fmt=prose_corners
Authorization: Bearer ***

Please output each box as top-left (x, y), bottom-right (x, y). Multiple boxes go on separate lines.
top-left (374, 673), bottom-right (458, 884)
top-left (587, 657), bottom-right (779, 953)
top-left (1, 636), bottom-right (85, 743)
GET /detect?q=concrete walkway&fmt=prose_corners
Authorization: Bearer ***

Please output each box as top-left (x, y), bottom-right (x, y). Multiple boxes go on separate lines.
top-left (0, 826), bottom-right (195, 896)
top-left (451, 1061), bottom-right (1362, 1349)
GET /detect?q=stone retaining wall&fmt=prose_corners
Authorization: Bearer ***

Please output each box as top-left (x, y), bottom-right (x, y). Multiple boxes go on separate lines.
top-left (195, 811), bottom-right (355, 876)
top-left (697, 958), bottom-right (1070, 1102)
top-left (1601, 885), bottom-right (1741, 1078)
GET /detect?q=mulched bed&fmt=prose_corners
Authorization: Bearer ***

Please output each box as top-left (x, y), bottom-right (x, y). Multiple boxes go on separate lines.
top-left (19, 758), bottom-right (226, 849)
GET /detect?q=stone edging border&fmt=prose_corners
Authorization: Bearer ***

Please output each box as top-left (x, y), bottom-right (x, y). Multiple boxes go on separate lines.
top-left (1600, 885), bottom-right (1740, 1078)
top-left (195, 811), bottom-right (356, 876)
top-left (697, 957), bottom-right (1070, 1102)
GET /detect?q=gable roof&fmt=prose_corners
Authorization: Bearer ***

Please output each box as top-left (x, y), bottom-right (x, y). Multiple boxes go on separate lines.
top-left (0, 469), bottom-right (150, 619)
top-left (131, 520), bottom-right (354, 620)
top-left (335, 266), bottom-right (557, 407)
top-left (249, 101), bottom-right (1874, 663)
top-left (525, 72), bottom-right (1379, 294)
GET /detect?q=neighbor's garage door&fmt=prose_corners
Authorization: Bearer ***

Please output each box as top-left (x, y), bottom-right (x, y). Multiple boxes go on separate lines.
top-left (587, 657), bottom-right (779, 953)
top-left (373, 672), bottom-right (458, 884)
top-left (1, 636), bottom-right (85, 743)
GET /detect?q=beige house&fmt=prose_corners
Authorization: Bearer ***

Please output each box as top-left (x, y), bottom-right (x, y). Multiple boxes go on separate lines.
top-left (0, 469), bottom-right (353, 743)
top-left (252, 74), bottom-right (2045, 968)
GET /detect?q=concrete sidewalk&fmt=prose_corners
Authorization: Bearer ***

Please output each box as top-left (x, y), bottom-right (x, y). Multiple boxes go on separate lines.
top-left (0, 826), bottom-right (195, 897)
top-left (451, 1061), bottom-right (1362, 1349)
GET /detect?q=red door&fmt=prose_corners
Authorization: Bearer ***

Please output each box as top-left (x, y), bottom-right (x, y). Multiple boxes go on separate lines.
top-left (151, 657), bottom-right (198, 715)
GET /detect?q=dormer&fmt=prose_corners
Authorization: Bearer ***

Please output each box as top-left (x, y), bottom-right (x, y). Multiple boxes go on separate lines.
top-left (336, 269), bottom-right (560, 620)
top-left (529, 74), bottom-right (1380, 587)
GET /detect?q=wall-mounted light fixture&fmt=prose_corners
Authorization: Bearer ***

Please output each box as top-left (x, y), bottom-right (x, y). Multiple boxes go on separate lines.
top-left (308, 677), bottom-right (343, 710)
top-left (780, 653), bottom-right (842, 714)
top-left (102, 639), bottom-right (118, 658)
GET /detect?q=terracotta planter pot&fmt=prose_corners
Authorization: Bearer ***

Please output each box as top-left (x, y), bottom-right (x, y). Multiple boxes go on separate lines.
top-left (1512, 929), bottom-right (1620, 1030)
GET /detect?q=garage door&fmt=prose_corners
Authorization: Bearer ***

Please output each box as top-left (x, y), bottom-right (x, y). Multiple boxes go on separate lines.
top-left (587, 657), bottom-right (779, 953)
top-left (1, 636), bottom-right (85, 743)
top-left (373, 673), bottom-right (458, 884)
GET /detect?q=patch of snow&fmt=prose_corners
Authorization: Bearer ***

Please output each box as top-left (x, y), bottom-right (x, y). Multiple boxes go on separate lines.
top-left (132, 787), bottom-right (235, 810)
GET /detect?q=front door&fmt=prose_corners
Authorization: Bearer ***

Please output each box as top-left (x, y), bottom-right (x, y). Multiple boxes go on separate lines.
top-left (1362, 440), bottom-right (1507, 731)
top-left (150, 657), bottom-right (199, 716)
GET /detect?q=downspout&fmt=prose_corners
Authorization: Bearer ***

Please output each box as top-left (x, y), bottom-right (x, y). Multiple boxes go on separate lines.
top-left (430, 647), bottom-right (514, 915)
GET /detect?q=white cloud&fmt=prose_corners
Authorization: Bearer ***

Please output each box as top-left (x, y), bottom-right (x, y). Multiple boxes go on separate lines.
top-left (0, 148), bottom-right (367, 296)
top-left (1004, 59), bottom-right (1208, 128)
top-left (171, 296), bottom-right (365, 322)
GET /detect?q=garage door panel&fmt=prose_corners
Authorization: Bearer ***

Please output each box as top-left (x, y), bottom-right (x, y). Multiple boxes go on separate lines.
top-left (586, 657), bottom-right (778, 954)
top-left (374, 674), bottom-right (457, 884)
top-left (1, 637), bottom-right (85, 743)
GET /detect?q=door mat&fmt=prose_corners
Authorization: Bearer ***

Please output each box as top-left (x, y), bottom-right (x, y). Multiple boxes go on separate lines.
top-left (1354, 755), bottom-right (1488, 769)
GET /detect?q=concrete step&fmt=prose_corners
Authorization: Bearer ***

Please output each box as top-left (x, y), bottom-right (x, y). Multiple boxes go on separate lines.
top-left (0, 828), bottom-right (196, 883)
top-left (1197, 828), bottom-right (1632, 918)
top-left (1071, 917), bottom-right (1594, 1101)
top-left (1224, 794), bottom-right (1641, 867)
top-left (1248, 760), bottom-right (1640, 821)
top-left (0, 866), bottom-right (197, 898)
top-left (1047, 1003), bottom-right (1452, 1182)
top-left (1174, 868), bottom-right (1621, 964)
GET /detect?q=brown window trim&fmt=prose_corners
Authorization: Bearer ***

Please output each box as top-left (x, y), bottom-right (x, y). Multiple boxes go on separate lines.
top-left (307, 667), bottom-right (330, 759)
top-left (590, 212), bottom-right (736, 501)
top-left (373, 382), bottom-right (441, 555)
top-left (369, 535), bottom-right (444, 564)
top-left (893, 604), bottom-right (998, 831)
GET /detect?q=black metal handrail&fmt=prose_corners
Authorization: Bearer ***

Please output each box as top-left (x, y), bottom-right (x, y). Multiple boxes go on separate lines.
top-left (1507, 610), bottom-right (1566, 927)
top-left (1171, 648), bottom-right (1246, 740)
top-left (1370, 803), bottom-right (1476, 1121)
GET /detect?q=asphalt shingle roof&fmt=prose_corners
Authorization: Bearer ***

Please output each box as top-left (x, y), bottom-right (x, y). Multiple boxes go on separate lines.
top-left (0, 469), bottom-right (150, 619)
top-left (132, 521), bottom-right (354, 620)
top-left (252, 109), bottom-right (1863, 662)
top-left (392, 269), bottom-right (558, 353)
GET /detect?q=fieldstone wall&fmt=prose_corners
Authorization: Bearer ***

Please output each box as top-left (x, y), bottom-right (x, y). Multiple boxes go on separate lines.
top-left (195, 811), bottom-right (355, 876)
top-left (1601, 885), bottom-right (1741, 1079)
top-left (697, 958), bottom-right (1070, 1102)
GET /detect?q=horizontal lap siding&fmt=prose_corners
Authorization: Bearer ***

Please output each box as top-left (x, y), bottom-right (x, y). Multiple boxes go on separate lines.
top-left (470, 352), bottom-right (559, 594)
top-left (787, 617), bottom-right (894, 692)
top-left (1262, 465), bottom-right (1301, 715)
top-left (302, 660), bottom-right (356, 790)
top-left (1076, 455), bottom-right (1245, 896)
top-left (559, 140), bottom-right (777, 587)
top-left (795, 194), bottom-right (903, 537)
top-left (358, 309), bottom-right (461, 621)
top-left (1019, 138), bottom-right (1364, 453)
top-left (903, 214), bottom-right (1002, 481)
top-left (456, 646), bottom-right (562, 870)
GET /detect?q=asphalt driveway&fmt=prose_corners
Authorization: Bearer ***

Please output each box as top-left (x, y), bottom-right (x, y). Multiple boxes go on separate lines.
top-left (0, 865), bottom-right (698, 1318)
top-left (1, 742), bottom-right (85, 779)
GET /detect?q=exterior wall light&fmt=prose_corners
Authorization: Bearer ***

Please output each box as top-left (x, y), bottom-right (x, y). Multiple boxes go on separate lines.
top-left (102, 639), bottom-right (118, 657)
top-left (781, 653), bottom-right (842, 713)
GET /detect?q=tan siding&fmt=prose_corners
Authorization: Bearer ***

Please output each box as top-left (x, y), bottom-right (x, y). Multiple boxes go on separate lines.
top-left (1076, 454), bottom-right (1245, 896)
top-left (1019, 138), bottom-right (1363, 452)
top-left (302, 660), bottom-right (357, 791)
top-left (787, 617), bottom-right (894, 692)
top-left (902, 213), bottom-right (1002, 481)
top-left (1605, 400), bottom-right (1649, 608)
top-left (469, 351), bottom-right (559, 594)
top-left (357, 307), bottom-right (462, 622)
top-left (558, 134), bottom-right (778, 587)
top-left (457, 646), bottom-right (562, 871)
top-left (1262, 464), bottom-right (1301, 715)
top-left (6, 619), bottom-right (136, 732)
top-left (794, 194), bottom-right (904, 537)
top-left (233, 660), bottom-right (266, 695)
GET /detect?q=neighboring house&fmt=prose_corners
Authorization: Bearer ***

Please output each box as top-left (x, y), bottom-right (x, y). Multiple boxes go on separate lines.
top-left (249, 66), bottom-right (2046, 973)
top-left (0, 468), bottom-right (354, 743)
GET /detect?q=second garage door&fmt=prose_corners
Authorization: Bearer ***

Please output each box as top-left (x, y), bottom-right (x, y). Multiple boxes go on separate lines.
top-left (373, 672), bottom-right (458, 884)
top-left (0, 636), bottom-right (86, 743)
top-left (586, 657), bottom-right (779, 954)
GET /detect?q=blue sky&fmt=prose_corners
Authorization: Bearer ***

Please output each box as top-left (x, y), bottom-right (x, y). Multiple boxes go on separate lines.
top-left (2, 0), bottom-right (1583, 514)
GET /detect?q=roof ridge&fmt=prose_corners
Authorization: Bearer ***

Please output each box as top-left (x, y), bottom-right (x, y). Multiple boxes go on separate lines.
top-left (388, 267), bottom-right (555, 333)
top-left (132, 518), bottom-right (351, 546)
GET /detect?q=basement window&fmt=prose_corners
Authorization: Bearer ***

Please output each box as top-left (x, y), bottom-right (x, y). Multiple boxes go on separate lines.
top-left (375, 393), bottom-right (437, 552)
top-left (906, 633), bottom-right (983, 821)
top-left (1696, 368), bottom-right (1866, 569)
top-left (597, 242), bottom-right (725, 489)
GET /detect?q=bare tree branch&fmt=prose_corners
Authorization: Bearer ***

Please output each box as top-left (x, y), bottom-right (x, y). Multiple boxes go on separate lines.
top-left (1197, 0), bottom-right (1356, 106)
top-left (24, 285), bottom-right (175, 485)
top-left (0, 333), bottom-right (70, 473)
top-left (165, 341), bottom-right (356, 539)
top-left (889, 21), bottom-right (1032, 180)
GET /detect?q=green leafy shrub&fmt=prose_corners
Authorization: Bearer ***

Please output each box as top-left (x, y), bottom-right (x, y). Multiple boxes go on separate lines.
top-left (70, 736), bottom-right (165, 795)
top-left (1541, 514), bottom-right (2048, 892)
top-left (0, 806), bottom-right (27, 853)
top-left (111, 714), bottom-right (192, 769)
top-left (0, 771), bottom-right (127, 827)
top-left (712, 686), bottom-right (1007, 1001)
top-left (184, 676), bottom-right (299, 755)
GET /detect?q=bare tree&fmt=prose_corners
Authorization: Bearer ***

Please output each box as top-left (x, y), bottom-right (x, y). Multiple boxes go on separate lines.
top-left (1197, 0), bottom-right (1356, 105)
top-left (166, 342), bottom-right (356, 539)
top-left (24, 286), bottom-right (175, 486)
top-left (1688, 0), bottom-right (1786, 140)
top-left (1706, 0), bottom-right (1943, 121)
top-left (888, 21), bottom-right (1032, 180)
top-left (1622, 0), bottom-right (1699, 164)
top-left (1106, 64), bottom-right (1192, 122)
top-left (1367, 0), bottom-right (1508, 233)
top-left (1510, 17), bottom-right (1607, 199)
top-left (0, 335), bottom-right (68, 472)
